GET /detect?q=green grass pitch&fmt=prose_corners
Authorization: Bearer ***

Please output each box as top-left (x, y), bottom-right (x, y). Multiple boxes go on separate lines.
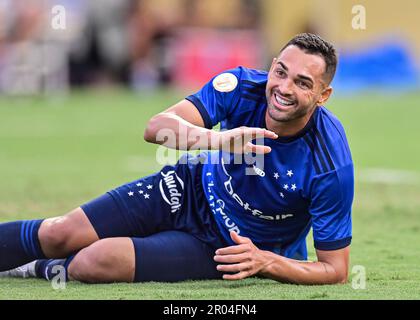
top-left (0, 89), bottom-right (420, 299)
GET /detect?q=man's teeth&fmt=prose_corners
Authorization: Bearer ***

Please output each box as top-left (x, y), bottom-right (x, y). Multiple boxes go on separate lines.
top-left (275, 94), bottom-right (294, 106)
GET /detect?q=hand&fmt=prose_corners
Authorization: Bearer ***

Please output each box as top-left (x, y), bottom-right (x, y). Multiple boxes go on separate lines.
top-left (214, 231), bottom-right (270, 280)
top-left (215, 127), bottom-right (278, 154)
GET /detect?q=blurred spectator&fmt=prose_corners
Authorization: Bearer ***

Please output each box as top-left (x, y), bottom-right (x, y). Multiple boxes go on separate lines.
top-left (0, 0), bottom-right (84, 95)
top-left (69, 0), bottom-right (134, 86)
top-left (129, 0), bottom-right (261, 90)
top-left (0, 0), bottom-right (263, 94)
top-left (129, 0), bottom-right (184, 90)
top-left (184, 0), bottom-right (260, 29)
top-left (0, 0), bottom-right (45, 95)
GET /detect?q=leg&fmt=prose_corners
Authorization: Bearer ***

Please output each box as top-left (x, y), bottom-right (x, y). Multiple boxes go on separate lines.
top-left (0, 207), bottom-right (98, 271)
top-left (39, 207), bottom-right (99, 258)
top-left (0, 191), bottom-right (134, 271)
top-left (67, 231), bottom-right (222, 283)
top-left (68, 238), bottom-right (135, 283)
top-left (2, 155), bottom-right (224, 275)
top-left (132, 231), bottom-right (222, 282)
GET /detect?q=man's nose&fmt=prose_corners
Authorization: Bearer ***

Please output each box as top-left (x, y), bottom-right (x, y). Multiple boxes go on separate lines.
top-left (277, 78), bottom-right (294, 96)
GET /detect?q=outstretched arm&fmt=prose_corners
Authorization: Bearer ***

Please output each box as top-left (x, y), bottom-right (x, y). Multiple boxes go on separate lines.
top-left (143, 99), bottom-right (278, 153)
top-left (214, 231), bottom-right (349, 285)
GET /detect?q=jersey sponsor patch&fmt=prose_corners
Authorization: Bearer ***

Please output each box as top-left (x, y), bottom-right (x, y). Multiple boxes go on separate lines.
top-left (159, 170), bottom-right (184, 213)
top-left (212, 73), bottom-right (238, 92)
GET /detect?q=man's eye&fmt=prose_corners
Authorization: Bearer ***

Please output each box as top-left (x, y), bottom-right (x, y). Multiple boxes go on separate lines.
top-left (276, 70), bottom-right (286, 77)
top-left (297, 81), bottom-right (309, 89)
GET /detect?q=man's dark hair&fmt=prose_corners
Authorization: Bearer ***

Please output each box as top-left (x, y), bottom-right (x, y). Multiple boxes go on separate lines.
top-left (280, 33), bottom-right (338, 85)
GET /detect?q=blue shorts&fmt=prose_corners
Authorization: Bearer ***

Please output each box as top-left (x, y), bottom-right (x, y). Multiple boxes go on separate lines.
top-left (81, 154), bottom-right (228, 282)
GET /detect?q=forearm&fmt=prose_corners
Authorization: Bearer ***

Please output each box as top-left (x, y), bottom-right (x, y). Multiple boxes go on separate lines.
top-left (259, 251), bottom-right (347, 285)
top-left (144, 113), bottom-right (219, 150)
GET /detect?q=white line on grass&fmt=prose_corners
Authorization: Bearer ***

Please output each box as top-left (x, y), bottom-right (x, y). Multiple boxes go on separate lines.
top-left (357, 168), bottom-right (420, 185)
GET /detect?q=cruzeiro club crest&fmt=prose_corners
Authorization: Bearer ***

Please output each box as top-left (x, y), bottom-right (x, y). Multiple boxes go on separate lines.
top-left (159, 170), bottom-right (185, 213)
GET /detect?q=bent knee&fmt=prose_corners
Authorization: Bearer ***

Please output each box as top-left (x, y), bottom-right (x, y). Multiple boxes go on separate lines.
top-left (68, 239), bottom-right (135, 283)
top-left (39, 207), bottom-right (97, 257)
top-left (39, 216), bottom-right (74, 257)
top-left (68, 241), bottom-right (118, 283)
top-left (68, 250), bottom-right (103, 283)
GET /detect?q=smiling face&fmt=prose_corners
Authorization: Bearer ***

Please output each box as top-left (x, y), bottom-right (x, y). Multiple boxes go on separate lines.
top-left (265, 45), bottom-right (333, 132)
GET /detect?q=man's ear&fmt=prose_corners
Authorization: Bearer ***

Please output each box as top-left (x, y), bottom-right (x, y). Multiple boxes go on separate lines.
top-left (317, 86), bottom-right (333, 106)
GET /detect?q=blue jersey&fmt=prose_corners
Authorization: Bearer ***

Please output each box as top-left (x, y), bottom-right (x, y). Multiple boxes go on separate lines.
top-left (186, 67), bottom-right (354, 260)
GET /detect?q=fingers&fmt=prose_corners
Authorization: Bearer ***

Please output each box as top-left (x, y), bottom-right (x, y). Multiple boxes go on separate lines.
top-left (215, 259), bottom-right (252, 281)
top-left (245, 143), bottom-right (272, 154)
top-left (243, 128), bottom-right (278, 140)
top-left (214, 252), bottom-right (250, 264)
top-left (216, 244), bottom-right (250, 255)
top-left (222, 271), bottom-right (250, 281)
top-left (242, 128), bottom-right (277, 154)
top-left (217, 262), bottom-right (252, 273)
top-left (230, 231), bottom-right (250, 244)
top-left (261, 129), bottom-right (278, 140)
top-left (214, 237), bottom-right (257, 281)
top-left (221, 127), bottom-right (277, 154)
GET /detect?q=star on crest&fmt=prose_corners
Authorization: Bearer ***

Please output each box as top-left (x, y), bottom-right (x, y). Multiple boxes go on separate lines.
top-left (287, 170), bottom-right (294, 178)
top-left (136, 182), bottom-right (143, 187)
top-left (291, 184), bottom-right (297, 191)
top-left (147, 185), bottom-right (153, 190)
top-left (144, 193), bottom-right (150, 199)
top-left (273, 172), bottom-right (279, 180)
top-left (283, 184), bottom-right (289, 190)
top-left (128, 191), bottom-right (134, 196)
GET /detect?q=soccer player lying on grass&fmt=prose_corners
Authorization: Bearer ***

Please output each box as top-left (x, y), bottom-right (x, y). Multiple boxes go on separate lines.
top-left (0, 33), bottom-right (353, 285)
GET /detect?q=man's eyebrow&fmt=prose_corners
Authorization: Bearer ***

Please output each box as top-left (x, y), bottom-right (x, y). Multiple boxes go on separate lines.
top-left (297, 74), bottom-right (314, 84)
top-left (277, 61), bottom-right (288, 71)
top-left (277, 61), bottom-right (314, 84)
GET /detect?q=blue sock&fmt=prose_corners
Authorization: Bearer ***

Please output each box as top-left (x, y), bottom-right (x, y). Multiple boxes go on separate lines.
top-left (35, 256), bottom-right (75, 281)
top-left (0, 220), bottom-right (46, 271)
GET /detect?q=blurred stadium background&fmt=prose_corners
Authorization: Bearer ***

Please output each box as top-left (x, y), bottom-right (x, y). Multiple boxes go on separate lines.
top-left (1, 0), bottom-right (420, 299)
top-left (1, 0), bottom-right (419, 94)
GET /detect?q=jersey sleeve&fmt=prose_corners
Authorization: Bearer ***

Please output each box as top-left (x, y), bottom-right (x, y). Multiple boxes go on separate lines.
top-left (309, 164), bottom-right (354, 251)
top-left (185, 68), bottom-right (242, 129)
